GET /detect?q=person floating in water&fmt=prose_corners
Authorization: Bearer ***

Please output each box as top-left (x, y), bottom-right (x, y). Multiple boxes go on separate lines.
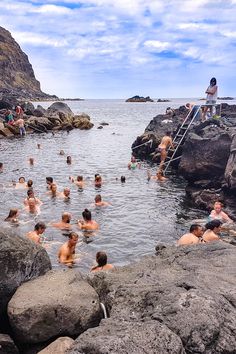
top-left (177, 224), bottom-right (204, 246)
top-left (78, 208), bottom-right (99, 231)
top-left (15, 177), bottom-right (27, 189)
top-left (128, 156), bottom-right (141, 170)
top-left (26, 222), bottom-right (46, 244)
top-left (209, 202), bottom-right (232, 224)
top-left (94, 194), bottom-right (110, 207)
top-left (25, 198), bottom-right (41, 214)
top-left (58, 232), bottom-right (79, 267)
top-left (59, 187), bottom-right (71, 200)
top-left (52, 212), bottom-right (72, 230)
top-left (91, 251), bottom-right (114, 272)
top-left (157, 131), bottom-right (174, 174)
top-left (147, 170), bottom-right (167, 182)
top-left (202, 220), bottom-right (222, 243)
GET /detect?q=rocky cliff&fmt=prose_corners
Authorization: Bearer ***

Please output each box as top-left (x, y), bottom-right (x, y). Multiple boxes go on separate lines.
top-left (0, 26), bottom-right (56, 100)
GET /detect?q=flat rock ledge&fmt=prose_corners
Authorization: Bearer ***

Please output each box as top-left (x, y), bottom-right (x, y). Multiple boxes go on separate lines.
top-left (68, 242), bottom-right (236, 354)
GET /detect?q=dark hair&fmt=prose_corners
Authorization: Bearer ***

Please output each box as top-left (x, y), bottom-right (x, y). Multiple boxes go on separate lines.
top-left (95, 174), bottom-right (100, 179)
top-left (0, 162), bottom-right (3, 168)
top-left (210, 77), bottom-right (217, 86)
top-left (46, 177), bottom-right (53, 183)
top-left (95, 194), bottom-right (102, 202)
top-left (19, 176), bottom-right (25, 182)
top-left (27, 179), bottom-right (33, 188)
top-left (205, 220), bottom-right (222, 230)
top-left (121, 176), bottom-right (126, 183)
top-left (66, 156), bottom-right (72, 163)
top-left (166, 131), bottom-right (171, 136)
top-left (35, 222), bottom-right (46, 231)
top-left (82, 208), bottom-right (92, 221)
top-left (190, 224), bottom-right (202, 233)
top-left (27, 189), bottom-right (34, 197)
top-left (5, 208), bottom-right (18, 221)
top-left (96, 251), bottom-right (107, 267)
top-left (68, 231), bottom-right (78, 240)
top-left (77, 175), bottom-right (83, 181)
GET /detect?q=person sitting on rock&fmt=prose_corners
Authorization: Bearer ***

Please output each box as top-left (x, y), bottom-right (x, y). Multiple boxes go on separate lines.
top-left (91, 251), bottom-right (114, 272)
top-left (209, 202), bottom-right (233, 224)
top-left (177, 224), bottom-right (204, 246)
top-left (4, 208), bottom-right (19, 223)
top-left (157, 131), bottom-right (174, 174)
top-left (203, 220), bottom-right (222, 243)
top-left (58, 232), bottom-right (79, 267)
top-left (52, 212), bottom-right (72, 230)
top-left (78, 209), bottom-right (99, 231)
top-left (26, 222), bottom-right (46, 244)
top-left (94, 194), bottom-right (109, 207)
top-left (15, 105), bottom-right (24, 119)
top-left (4, 110), bottom-right (14, 125)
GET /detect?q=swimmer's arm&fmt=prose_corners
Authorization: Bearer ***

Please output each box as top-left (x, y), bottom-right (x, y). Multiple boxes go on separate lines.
top-left (222, 212), bottom-right (233, 223)
top-left (59, 251), bottom-right (74, 265)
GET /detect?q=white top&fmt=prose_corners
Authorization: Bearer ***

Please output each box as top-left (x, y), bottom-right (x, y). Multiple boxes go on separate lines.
top-left (206, 85), bottom-right (218, 101)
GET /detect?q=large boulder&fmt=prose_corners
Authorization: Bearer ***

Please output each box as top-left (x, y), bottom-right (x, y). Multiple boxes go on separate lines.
top-left (72, 114), bottom-right (94, 130)
top-left (26, 116), bottom-right (54, 131)
top-left (0, 333), bottom-right (19, 354)
top-left (38, 337), bottom-right (74, 354)
top-left (179, 125), bottom-right (232, 183)
top-left (8, 269), bottom-right (102, 344)
top-left (68, 319), bottom-right (185, 354)
top-left (225, 134), bottom-right (236, 191)
top-left (0, 230), bottom-right (51, 331)
top-left (21, 102), bottom-right (35, 115)
top-left (46, 102), bottom-right (73, 117)
top-left (83, 243), bottom-right (236, 354)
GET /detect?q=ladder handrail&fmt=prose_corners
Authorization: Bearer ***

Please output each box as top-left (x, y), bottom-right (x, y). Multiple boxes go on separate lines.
top-left (163, 105), bottom-right (201, 174)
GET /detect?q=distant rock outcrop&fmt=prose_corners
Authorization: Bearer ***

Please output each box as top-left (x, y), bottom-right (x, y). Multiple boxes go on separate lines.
top-left (126, 95), bottom-right (154, 102)
top-left (0, 26), bottom-right (57, 101)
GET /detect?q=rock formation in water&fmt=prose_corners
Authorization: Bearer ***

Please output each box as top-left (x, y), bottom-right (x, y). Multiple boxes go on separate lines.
top-left (132, 103), bottom-right (236, 216)
top-left (0, 26), bottom-right (57, 102)
top-left (126, 95), bottom-right (154, 102)
top-left (0, 101), bottom-right (94, 138)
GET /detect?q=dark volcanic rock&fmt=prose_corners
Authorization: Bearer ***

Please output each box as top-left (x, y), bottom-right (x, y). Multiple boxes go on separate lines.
top-left (0, 27), bottom-right (53, 100)
top-left (8, 269), bottom-right (102, 344)
top-left (0, 230), bottom-right (51, 331)
top-left (0, 333), bottom-right (19, 354)
top-left (126, 95), bottom-right (154, 102)
top-left (225, 134), bottom-right (236, 191)
top-left (80, 242), bottom-right (236, 354)
top-left (46, 102), bottom-right (73, 117)
top-left (38, 337), bottom-right (74, 354)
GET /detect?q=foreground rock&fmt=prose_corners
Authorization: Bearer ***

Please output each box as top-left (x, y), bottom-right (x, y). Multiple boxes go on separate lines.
top-left (0, 333), bottom-right (19, 354)
top-left (8, 269), bottom-right (102, 344)
top-left (126, 95), bottom-right (154, 102)
top-left (68, 242), bottom-right (236, 354)
top-left (0, 229), bottom-right (51, 331)
top-left (38, 337), bottom-right (74, 354)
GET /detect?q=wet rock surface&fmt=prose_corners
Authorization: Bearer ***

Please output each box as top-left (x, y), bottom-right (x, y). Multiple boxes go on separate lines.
top-left (8, 269), bottom-right (102, 344)
top-left (0, 229), bottom-right (51, 331)
top-left (0, 333), bottom-right (19, 354)
top-left (67, 242), bottom-right (236, 354)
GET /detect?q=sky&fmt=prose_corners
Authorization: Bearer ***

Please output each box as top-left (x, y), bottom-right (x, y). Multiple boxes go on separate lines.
top-left (0, 0), bottom-right (236, 98)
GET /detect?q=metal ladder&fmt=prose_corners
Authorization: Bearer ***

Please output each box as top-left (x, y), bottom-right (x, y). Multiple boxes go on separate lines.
top-left (163, 105), bottom-right (201, 175)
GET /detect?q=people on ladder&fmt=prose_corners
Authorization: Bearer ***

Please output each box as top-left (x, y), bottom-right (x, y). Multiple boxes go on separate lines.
top-left (157, 131), bottom-right (174, 174)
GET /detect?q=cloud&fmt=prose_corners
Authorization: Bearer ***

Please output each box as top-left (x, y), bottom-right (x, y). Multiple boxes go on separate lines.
top-left (0, 0), bottom-right (235, 97)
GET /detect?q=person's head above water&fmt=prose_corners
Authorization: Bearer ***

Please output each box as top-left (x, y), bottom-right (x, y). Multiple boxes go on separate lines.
top-left (46, 177), bottom-right (53, 185)
top-left (77, 175), bottom-right (83, 182)
top-left (189, 224), bottom-right (204, 237)
top-left (68, 231), bottom-right (79, 246)
top-left (213, 201), bottom-right (223, 213)
top-left (95, 194), bottom-right (102, 203)
top-left (131, 156), bottom-right (136, 163)
top-left (63, 187), bottom-right (70, 197)
top-left (62, 212), bottom-right (71, 223)
top-left (121, 176), bottom-right (126, 183)
top-left (27, 189), bottom-right (34, 197)
top-left (19, 176), bottom-right (25, 183)
top-left (210, 77), bottom-right (217, 86)
top-left (50, 183), bottom-right (57, 192)
top-left (96, 251), bottom-right (108, 267)
top-left (5, 208), bottom-right (19, 221)
top-left (28, 198), bottom-right (37, 208)
top-left (34, 222), bottom-right (46, 233)
top-left (205, 219), bottom-right (222, 231)
top-left (29, 158), bottom-right (34, 165)
top-left (66, 156), bottom-right (72, 164)
top-left (27, 179), bottom-right (33, 188)
top-left (82, 208), bottom-right (92, 221)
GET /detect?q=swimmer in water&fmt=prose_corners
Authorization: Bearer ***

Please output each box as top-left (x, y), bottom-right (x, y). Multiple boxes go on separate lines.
top-left (147, 170), bottom-right (167, 182)
top-left (157, 131), bottom-right (174, 174)
top-left (26, 222), bottom-right (46, 244)
top-left (46, 176), bottom-right (54, 190)
top-left (203, 220), bottom-right (222, 243)
top-left (4, 208), bottom-right (19, 223)
top-left (15, 176), bottom-right (27, 189)
top-left (177, 224), bottom-right (204, 246)
top-left (59, 187), bottom-right (71, 200)
top-left (52, 212), bottom-right (72, 230)
top-left (29, 158), bottom-right (34, 165)
top-left (94, 194), bottom-right (110, 207)
top-left (24, 189), bottom-right (43, 207)
top-left (209, 202), bottom-right (232, 224)
top-left (94, 174), bottom-right (102, 188)
top-left (37, 143), bottom-right (41, 149)
top-left (0, 162), bottom-right (3, 173)
top-left (25, 198), bottom-right (40, 214)
top-left (66, 156), bottom-right (72, 164)
top-left (121, 176), bottom-right (126, 183)
top-left (47, 183), bottom-right (59, 197)
top-left (27, 179), bottom-right (33, 189)
top-left (58, 232), bottom-right (79, 267)
top-left (59, 150), bottom-right (65, 155)
top-left (78, 209), bottom-right (99, 231)
top-left (91, 251), bottom-right (114, 272)
top-left (70, 175), bottom-right (86, 188)
top-left (128, 156), bottom-right (141, 170)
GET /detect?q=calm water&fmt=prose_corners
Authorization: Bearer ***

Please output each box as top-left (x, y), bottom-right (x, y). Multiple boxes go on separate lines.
top-left (0, 99), bottom-right (209, 271)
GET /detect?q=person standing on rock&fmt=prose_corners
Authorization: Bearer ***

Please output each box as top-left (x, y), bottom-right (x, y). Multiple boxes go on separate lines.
top-left (15, 105), bottom-right (24, 119)
top-left (177, 224), bottom-right (204, 245)
top-left (58, 232), bottom-right (79, 267)
top-left (202, 77), bottom-right (218, 121)
top-left (15, 117), bottom-right (26, 136)
top-left (157, 131), bottom-right (174, 174)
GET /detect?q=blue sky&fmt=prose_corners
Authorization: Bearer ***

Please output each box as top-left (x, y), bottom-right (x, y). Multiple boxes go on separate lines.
top-left (1, 0), bottom-right (236, 98)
